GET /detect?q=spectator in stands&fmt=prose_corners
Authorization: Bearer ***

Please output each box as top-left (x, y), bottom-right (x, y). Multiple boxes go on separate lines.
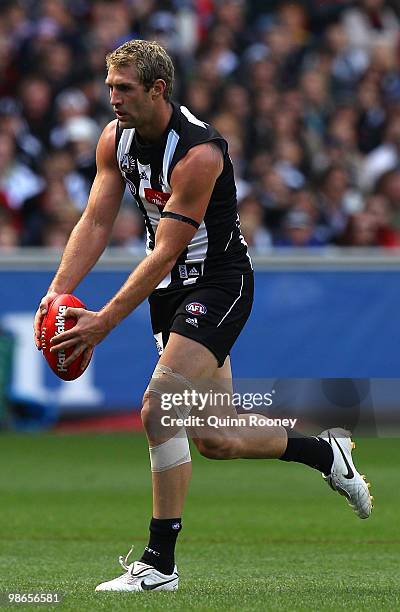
top-left (365, 192), bottom-right (400, 247)
top-left (301, 70), bottom-right (331, 145)
top-left (212, 111), bottom-right (250, 201)
top-left (18, 76), bottom-right (53, 147)
top-left (0, 209), bottom-right (18, 250)
top-left (110, 207), bottom-right (145, 252)
top-left (96, 1), bottom-right (136, 45)
top-left (37, 41), bottom-right (76, 95)
top-left (274, 137), bottom-right (306, 190)
top-left (290, 188), bottom-right (321, 227)
top-left (41, 217), bottom-right (76, 249)
top-left (275, 209), bottom-right (325, 248)
top-left (278, 2), bottom-right (309, 48)
top-left (0, 130), bottom-right (43, 215)
top-left (361, 113), bottom-right (400, 191)
top-left (22, 178), bottom-right (80, 247)
top-left (325, 21), bottom-right (369, 99)
top-left (184, 80), bottom-right (214, 123)
top-left (64, 116), bottom-right (99, 198)
top-left (338, 211), bottom-right (380, 246)
top-left (356, 77), bottom-right (386, 153)
top-left (0, 97), bottom-right (44, 169)
top-left (259, 167), bottom-right (292, 234)
top-left (248, 85), bottom-right (279, 153)
top-left (323, 107), bottom-right (364, 183)
top-left (238, 193), bottom-right (272, 251)
top-left (0, 221), bottom-right (18, 250)
top-left (376, 168), bottom-right (400, 210)
top-left (317, 165), bottom-right (363, 242)
top-left (50, 89), bottom-right (91, 149)
top-left (219, 84), bottom-right (251, 135)
top-left (213, 0), bottom-right (250, 52)
top-left (342, 0), bottom-right (399, 56)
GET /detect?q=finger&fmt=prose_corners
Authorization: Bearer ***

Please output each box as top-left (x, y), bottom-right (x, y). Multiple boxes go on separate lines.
top-left (34, 312), bottom-right (45, 350)
top-left (34, 320), bottom-right (41, 349)
top-left (40, 296), bottom-right (52, 315)
top-left (64, 344), bottom-right (87, 367)
top-left (50, 337), bottom-right (81, 352)
top-left (80, 347), bottom-right (94, 371)
top-left (50, 329), bottom-right (80, 346)
top-left (34, 296), bottom-right (53, 349)
top-left (64, 307), bottom-right (82, 318)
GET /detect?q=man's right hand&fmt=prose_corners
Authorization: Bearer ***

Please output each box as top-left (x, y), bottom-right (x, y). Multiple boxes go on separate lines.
top-left (34, 291), bottom-right (59, 350)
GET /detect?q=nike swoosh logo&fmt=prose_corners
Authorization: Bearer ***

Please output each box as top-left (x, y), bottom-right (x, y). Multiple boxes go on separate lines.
top-left (141, 576), bottom-right (177, 591)
top-left (129, 567), bottom-right (150, 578)
top-left (330, 432), bottom-right (354, 479)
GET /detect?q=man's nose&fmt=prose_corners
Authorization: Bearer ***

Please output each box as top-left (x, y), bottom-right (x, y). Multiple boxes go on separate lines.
top-left (110, 90), bottom-right (122, 106)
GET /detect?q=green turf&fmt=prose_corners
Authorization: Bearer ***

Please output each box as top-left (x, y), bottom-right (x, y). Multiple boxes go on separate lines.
top-left (0, 432), bottom-right (399, 611)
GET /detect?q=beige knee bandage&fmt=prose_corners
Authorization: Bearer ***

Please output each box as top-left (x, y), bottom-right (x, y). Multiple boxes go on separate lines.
top-left (148, 364), bottom-right (193, 419)
top-left (148, 364), bottom-right (193, 472)
top-left (149, 428), bottom-right (191, 472)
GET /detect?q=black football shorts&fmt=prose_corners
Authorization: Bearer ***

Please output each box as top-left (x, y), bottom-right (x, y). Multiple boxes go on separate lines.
top-left (149, 273), bottom-right (254, 367)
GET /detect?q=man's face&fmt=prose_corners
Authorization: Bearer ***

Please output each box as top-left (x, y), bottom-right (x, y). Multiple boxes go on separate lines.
top-left (105, 64), bottom-right (153, 129)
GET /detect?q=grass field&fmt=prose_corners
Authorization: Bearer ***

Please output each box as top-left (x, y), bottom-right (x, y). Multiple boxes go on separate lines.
top-left (0, 432), bottom-right (399, 611)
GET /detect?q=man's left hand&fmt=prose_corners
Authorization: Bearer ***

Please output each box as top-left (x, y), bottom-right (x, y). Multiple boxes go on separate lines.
top-left (50, 309), bottom-right (111, 370)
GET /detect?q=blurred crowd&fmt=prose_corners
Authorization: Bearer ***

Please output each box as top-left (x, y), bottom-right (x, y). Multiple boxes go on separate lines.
top-left (0, 0), bottom-right (400, 252)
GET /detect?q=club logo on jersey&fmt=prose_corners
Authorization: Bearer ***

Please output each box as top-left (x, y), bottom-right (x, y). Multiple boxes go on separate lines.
top-left (120, 154), bottom-right (136, 173)
top-left (179, 265), bottom-right (188, 279)
top-left (144, 188), bottom-right (171, 209)
top-left (139, 170), bottom-right (148, 181)
top-left (185, 302), bottom-right (207, 315)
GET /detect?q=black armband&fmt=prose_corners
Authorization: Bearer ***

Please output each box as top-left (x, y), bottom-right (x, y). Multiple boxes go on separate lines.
top-left (160, 211), bottom-right (200, 229)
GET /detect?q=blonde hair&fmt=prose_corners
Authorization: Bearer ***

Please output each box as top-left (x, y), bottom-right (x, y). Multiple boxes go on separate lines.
top-left (106, 39), bottom-right (174, 100)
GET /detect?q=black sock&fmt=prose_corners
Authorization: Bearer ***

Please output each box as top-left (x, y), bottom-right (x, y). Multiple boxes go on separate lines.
top-left (140, 517), bottom-right (181, 574)
top-left (280, 431), bottom-right (334, 475)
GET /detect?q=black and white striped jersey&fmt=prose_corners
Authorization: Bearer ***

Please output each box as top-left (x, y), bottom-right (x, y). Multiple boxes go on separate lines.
top-left (116, 101), bottom-right (252, 290)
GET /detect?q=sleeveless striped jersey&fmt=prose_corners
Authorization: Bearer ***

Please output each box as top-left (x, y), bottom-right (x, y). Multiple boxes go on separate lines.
top-left (116, 101), bottom-right (252, 290)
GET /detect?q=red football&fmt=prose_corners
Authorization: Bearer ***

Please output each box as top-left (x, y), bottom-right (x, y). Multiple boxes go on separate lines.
top-left (41, 294), bottom-right (91, 381)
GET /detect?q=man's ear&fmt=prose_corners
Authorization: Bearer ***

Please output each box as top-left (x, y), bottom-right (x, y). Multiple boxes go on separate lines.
top-left (152, 79), bottom-right (167, 99)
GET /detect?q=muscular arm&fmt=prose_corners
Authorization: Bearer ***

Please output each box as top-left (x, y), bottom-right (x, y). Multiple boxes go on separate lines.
top-left (49, 120), bottom-right (124, 294)
top-left (33, 120), bottom-right (124, 349)
top-left (50, 142), bottom-right (223, 362)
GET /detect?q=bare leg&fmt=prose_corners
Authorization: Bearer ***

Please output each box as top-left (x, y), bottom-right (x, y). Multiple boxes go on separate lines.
top-left (191, 355), bottom-right (288, 459)
top-left (142, 333), bottom-right (221, 519)
top-left (151, 464), bottom-right (192, 519)
top-left (144, 334), bottom-right (289, 519)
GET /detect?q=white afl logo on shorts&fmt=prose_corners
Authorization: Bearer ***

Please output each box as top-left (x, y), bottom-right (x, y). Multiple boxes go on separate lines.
top-left (185, 302), bottom-right (207, 315)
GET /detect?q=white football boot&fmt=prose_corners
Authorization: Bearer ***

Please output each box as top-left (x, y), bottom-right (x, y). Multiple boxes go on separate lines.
top-left (95, 547), bottom-right (179, 592)
top-left (319, 428), bottom-right (373, 519)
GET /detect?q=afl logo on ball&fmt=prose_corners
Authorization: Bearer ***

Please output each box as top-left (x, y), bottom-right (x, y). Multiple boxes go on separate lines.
top-left (186, 302), bottom-right (207, 315)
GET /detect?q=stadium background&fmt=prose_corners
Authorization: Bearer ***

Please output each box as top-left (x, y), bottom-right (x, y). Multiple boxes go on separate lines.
top-left (0, 3), bottom-right (399, 611)
top-left (1, 0), bottom-right (400, 425)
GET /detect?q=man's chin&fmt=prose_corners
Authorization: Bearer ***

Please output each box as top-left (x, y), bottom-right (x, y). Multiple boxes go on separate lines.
top-left (117, 117), bottom-right (135, 128)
